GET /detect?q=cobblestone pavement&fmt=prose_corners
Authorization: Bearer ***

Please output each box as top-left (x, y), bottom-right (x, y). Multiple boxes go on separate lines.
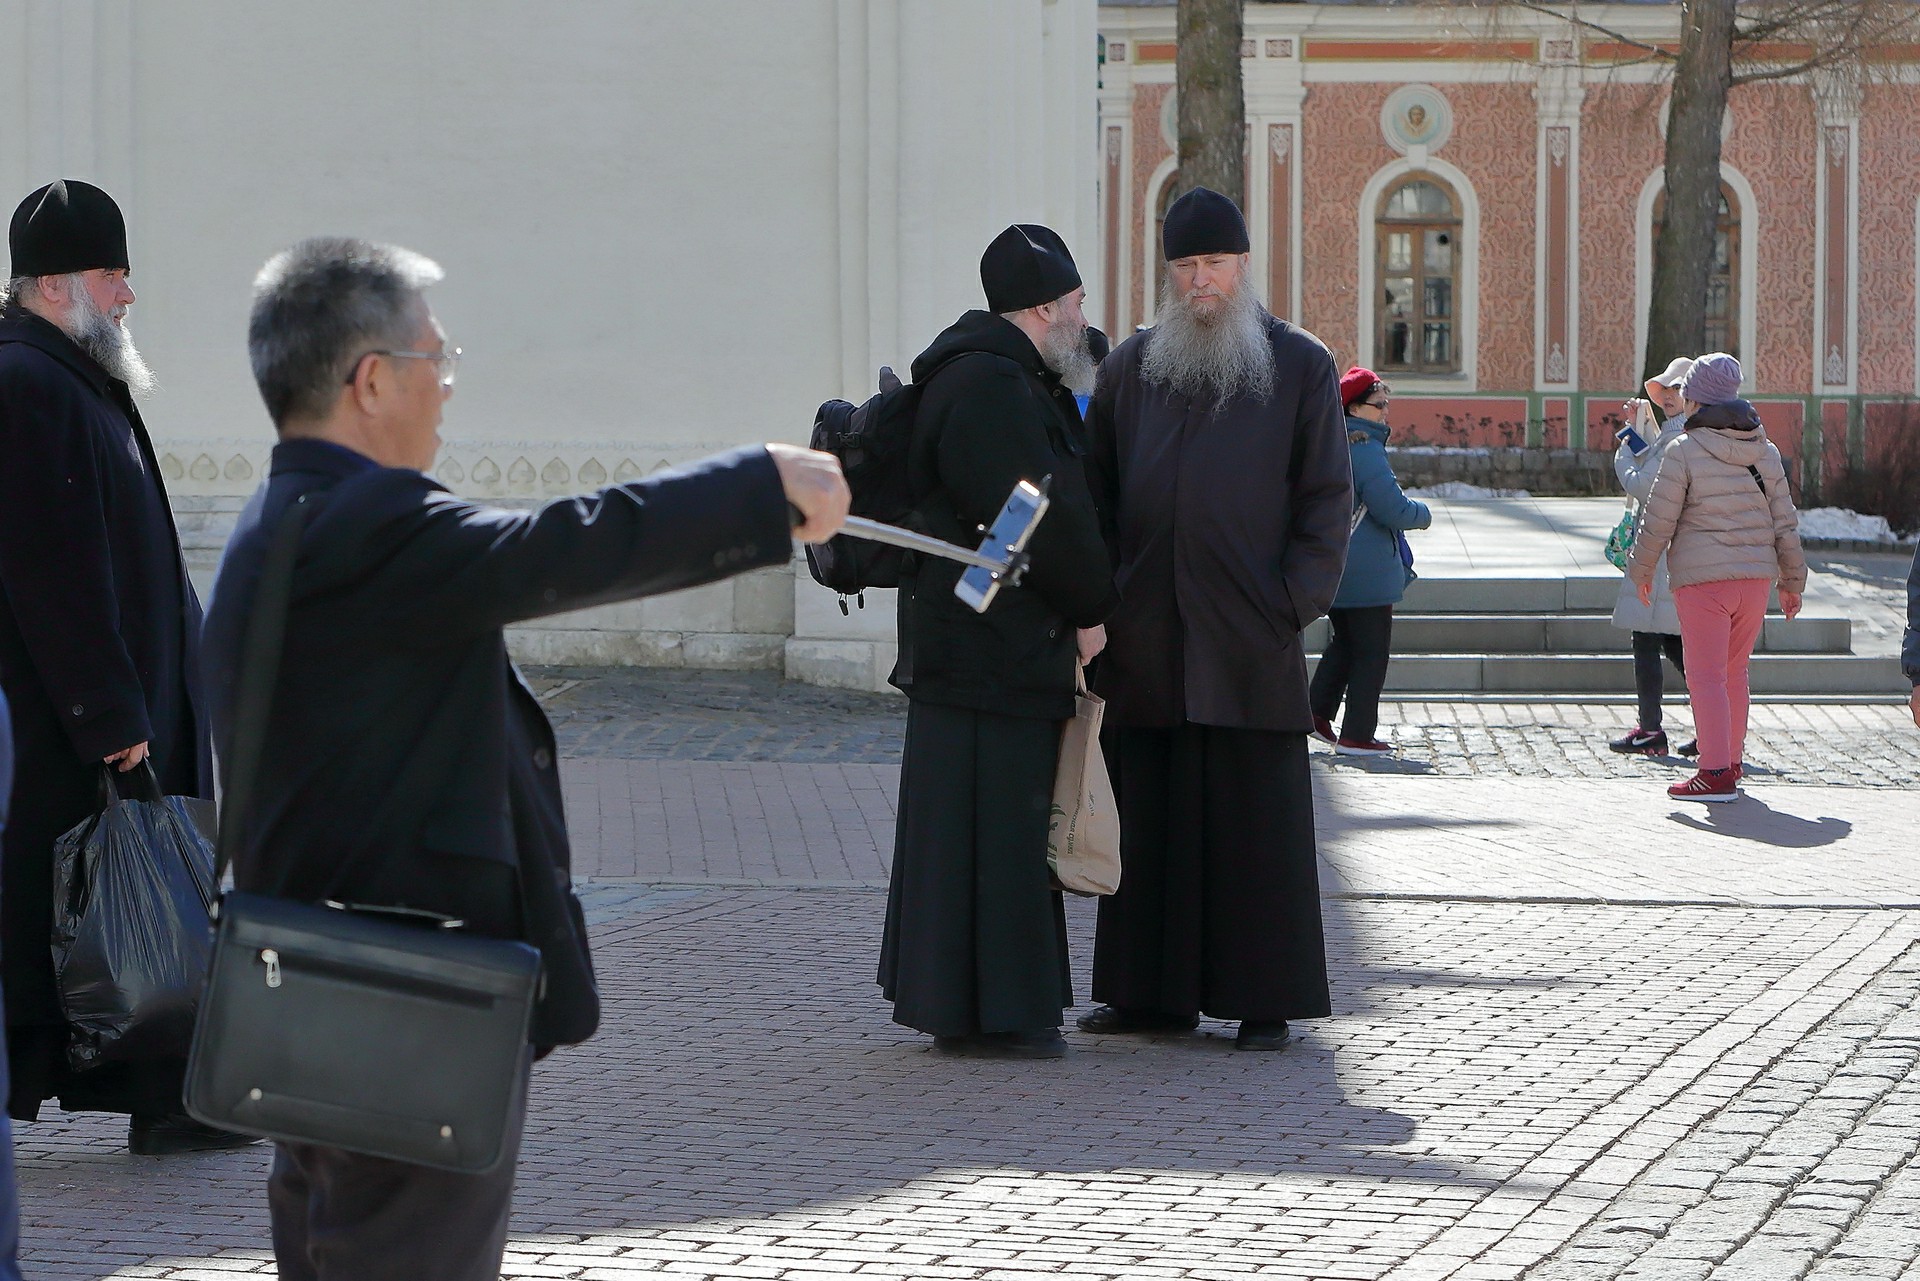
top-left (9, 669), bottom-right (1917, 1279)
top-left (531, 666), bottom-right (1916, 789)
top-left (14, 891), bottom-right (1920, 1280)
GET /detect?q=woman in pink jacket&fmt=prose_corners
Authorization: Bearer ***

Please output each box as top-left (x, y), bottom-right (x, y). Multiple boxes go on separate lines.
top-left (1627, 353), bottom-right (1807, 802)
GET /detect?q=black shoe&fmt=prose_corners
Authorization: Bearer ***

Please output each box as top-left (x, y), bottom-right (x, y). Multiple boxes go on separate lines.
top-left (1235, 1020), bottom-right (1291, 1051)
top-left (1676, 738), bottom-right (1699, 757)
top-left (1075, 1005), bottom-right (1200, 1035)
top-left (128, 1113), bottom-right (261, 1156)
top-left (1608, 727), bottom-right (1668, 755)
top-left (932, 1030), bottom-right (1067, 1059)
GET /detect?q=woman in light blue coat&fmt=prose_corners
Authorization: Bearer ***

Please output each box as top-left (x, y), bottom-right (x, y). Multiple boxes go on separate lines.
top-left (1309, 369), bottom-right (1431, 756)
top-left (1608, 356), bottom-right (1697, 757)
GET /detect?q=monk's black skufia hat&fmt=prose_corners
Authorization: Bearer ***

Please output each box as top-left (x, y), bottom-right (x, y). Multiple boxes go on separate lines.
top-left (1162, 186), bottom-right (1250, 261)
top-left (9, 179), bottom-right (130, 278)
top-left (981, 224), bottom-right (1081, 313)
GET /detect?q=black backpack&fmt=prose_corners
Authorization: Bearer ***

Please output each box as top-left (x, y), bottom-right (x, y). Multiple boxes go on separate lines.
top-left (804, 359), bottom-right (958, 606)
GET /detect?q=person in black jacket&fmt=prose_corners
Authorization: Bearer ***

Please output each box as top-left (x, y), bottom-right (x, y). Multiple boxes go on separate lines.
top-left (0, 181), bottom-right (235, 1152)
top-left (878, 225), bottom-right (1118, 1058)
top-left (0, 690), bottom-right (23, 1281)
top-left (200, 237), bottom-right (847, 1281)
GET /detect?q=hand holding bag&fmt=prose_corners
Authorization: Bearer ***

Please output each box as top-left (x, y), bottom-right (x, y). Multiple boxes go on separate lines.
top-left (184, 495), bottom-right (542, 1173)
top-left (1046, 664), bottom-right (1121, 897)
top-left (50, 762), bottom-right (217, 1071)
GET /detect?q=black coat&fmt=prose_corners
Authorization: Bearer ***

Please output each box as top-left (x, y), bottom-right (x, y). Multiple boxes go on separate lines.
top-left (1085, 313), bottom-right (1353, 733)
top-left (200, 439), bottom-right (791, 1048)
top-left (892, 311), bottom-right (1118, 721)
top-left (0, 310), bottom-right (210, 1035)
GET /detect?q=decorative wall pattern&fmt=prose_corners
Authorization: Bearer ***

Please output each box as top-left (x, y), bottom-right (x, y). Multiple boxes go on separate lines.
top-left (1724, 84), bottom-right (1818, 394)
top-left (1131, 82), bottom-right (1175, 328)
top-left (1299, 83), bottom-right (1390, 361)
top-left (1443, 83), bottom-right (1539, 391)
top-left (1576, 85), bottom-right (1665, 391)
top-left (155, 441), bottom-right (691, 499)
top-left (1856, 89), bottom-right (1920, 394)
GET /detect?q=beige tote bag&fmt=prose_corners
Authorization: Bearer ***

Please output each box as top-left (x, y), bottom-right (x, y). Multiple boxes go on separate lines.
top-left (1047, 665), bottom-right (1122, 897)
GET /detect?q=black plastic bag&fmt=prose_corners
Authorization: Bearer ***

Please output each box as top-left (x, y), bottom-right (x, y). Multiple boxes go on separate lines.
top-left (50, 763), bottom-right (217, 1072)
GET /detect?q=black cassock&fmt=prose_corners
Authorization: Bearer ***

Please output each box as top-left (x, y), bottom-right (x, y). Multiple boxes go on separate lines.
top-left (0, 310), bottom-right (211, 1119)
top-left (877, 311), bottom-right (1116, 1038)
top-left (1083, 315), bottom-right (1353, 1024)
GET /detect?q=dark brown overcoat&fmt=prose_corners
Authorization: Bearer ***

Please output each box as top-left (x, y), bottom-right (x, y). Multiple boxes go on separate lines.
top-left (1084, 313), bottom-right (1353, 733)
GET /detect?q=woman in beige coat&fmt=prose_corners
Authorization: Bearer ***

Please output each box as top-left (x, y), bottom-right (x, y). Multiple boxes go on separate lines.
top-left (1627, 353), bottom-right (1807, 802)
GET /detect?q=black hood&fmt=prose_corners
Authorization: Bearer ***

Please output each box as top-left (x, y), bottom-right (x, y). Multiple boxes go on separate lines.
top-left (911, 309), bottom-right (1054, 385)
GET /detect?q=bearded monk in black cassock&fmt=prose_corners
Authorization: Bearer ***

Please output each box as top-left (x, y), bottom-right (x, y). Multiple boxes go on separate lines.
top-left (1081, 188), bottom-right (1353, 1051)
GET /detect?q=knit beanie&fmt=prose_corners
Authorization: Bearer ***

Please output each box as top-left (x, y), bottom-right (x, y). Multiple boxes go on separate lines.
top-left (1679, 352), bottom-right (1741, 405)
top-left (1339, 366), bottom-right (1384, 409)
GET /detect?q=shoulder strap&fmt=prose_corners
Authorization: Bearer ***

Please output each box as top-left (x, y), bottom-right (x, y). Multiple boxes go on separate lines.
top-left (1745, 463), bottom-right (1767, 496)
top-left (215, 495), bottom-right (311, 884)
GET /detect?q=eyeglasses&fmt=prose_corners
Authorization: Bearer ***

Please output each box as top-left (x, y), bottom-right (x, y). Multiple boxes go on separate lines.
top-left (344, 345), bottom-right (462, 388)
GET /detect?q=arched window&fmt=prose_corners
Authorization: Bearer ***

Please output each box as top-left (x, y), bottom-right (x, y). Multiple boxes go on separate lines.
top-left (1652, 184), bottom-right (1741, 357)
top-left (1376, 176), bottom-right (1460, 374)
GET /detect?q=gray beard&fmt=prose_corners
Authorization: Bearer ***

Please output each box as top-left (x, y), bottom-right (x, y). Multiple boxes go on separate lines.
top-left (61, 278), bottom-right (156, 396)
top-left (1139, 276), bottom-right (1273, 404)
top-left (1037, 311), bottom-right (1096, 396)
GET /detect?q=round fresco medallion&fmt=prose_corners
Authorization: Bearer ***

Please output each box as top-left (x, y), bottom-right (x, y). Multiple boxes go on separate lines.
top-left (1380, 85), bottom-right (1453, 155)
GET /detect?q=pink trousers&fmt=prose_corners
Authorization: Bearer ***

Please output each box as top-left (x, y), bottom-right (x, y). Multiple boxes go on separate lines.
top-left (1672, 577), bottom-right (1772, 772)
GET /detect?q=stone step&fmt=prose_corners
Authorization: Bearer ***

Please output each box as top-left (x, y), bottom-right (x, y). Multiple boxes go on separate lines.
top-left (1401, 575), bottom-right (1623, 614)
top-left (1303, 614), bottom-right (1854, 655)
top-left (1329, 653), bottom-right (1908, 695)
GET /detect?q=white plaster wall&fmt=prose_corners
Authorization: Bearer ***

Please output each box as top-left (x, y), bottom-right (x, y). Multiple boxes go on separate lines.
top-left (3, 0), bottom-right (1097, 682)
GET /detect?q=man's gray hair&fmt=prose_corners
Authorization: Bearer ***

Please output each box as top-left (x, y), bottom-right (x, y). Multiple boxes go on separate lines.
top-left (1, 276), bottom-right (38, 310)
top-left (248, 237), bottom-right (443, 427)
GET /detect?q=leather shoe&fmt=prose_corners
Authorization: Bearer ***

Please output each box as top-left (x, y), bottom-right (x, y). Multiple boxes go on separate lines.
top-left (932, 1030), bottom-right (1067, 1059)
top-left (1075, 1005), bottom-right (1199, 1034)
top-left (1234, 1020), bottom-right (1291, 1051)
top-left (128, 1113), bottom-right (261, 1156)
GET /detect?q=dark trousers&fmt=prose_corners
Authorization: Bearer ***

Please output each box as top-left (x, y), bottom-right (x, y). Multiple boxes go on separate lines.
top-left (879, 701), bottom-right (1071, 1037)
top-left (1092, 725), bottom-right (1330, 1022)
top-left (1309, 605), bottom-right (1395, 742)
top-left (268, 1058), bottom-right (529, 1281)
top-left (1632, 631), bottom-right (1686, 730)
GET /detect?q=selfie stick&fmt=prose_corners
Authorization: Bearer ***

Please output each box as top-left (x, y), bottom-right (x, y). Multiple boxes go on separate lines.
top-left (836, 517), bottom-right (1024, 576)
top-left (795, 480), bottom-right (1049, 608)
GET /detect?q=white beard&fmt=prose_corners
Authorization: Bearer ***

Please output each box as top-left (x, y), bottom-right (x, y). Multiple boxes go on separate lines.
top-left (1036, 309), bottom-right (1096, 396)
top-left (1138, 275), bottom-right (1274, 404)
top-left (61, 276), bottom-right (156, 396)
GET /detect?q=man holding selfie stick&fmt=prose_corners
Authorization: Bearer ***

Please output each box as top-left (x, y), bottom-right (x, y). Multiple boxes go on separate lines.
top-left (201, 236), bottom-right (847, 1281)
top-left (1606, 356), bottom-right (1697, 758)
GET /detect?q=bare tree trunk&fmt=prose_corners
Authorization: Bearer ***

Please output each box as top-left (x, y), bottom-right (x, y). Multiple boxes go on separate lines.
top-left (1176, 0), bottom-right (1245, 203)
top-left (1643, 0), bottom-right (1737, 381)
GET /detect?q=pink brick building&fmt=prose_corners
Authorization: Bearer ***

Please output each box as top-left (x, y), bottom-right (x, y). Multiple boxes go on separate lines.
top-left (1096, 2), bottom-right (1920, 493)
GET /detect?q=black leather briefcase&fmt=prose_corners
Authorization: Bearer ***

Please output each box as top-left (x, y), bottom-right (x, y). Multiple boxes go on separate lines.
top-left (183, 496), bottom-right (543, 1174)
top-left (185, 891), bottom-right (539, 1172)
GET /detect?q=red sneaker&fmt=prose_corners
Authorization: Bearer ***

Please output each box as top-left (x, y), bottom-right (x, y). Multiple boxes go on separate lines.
top-left (1311, 716), bottom-right (1337, 746)
top-left (1668, 767), bottom-right (1739, 803)
top-left (1336, 736), bottom-right (1393, 757)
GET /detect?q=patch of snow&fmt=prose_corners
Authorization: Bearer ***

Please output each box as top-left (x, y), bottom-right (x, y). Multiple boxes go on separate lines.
top-left (1391, 446), bottom-right (1495, 457)
top-left (1403, 482), bottom-right (1534, 500)
top-left (1795, 507), bottom-right (1909, 543)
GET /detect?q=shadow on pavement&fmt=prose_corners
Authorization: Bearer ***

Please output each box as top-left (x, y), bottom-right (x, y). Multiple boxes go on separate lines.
top-left (1665, 799), bottom-right (1852, 848)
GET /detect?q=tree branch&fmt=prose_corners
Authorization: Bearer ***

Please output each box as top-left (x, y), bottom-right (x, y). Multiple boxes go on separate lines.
top-left (1497, 0), bottom-right (1676, 60)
